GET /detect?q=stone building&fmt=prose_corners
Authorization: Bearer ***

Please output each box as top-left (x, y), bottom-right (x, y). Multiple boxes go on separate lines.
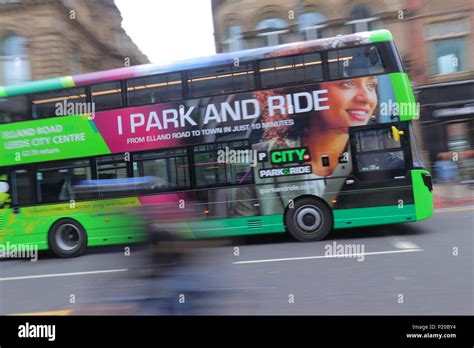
top-left (0, 0), bottom-right (149, 85)
top-left (211, 0), bottom-right (410, 63)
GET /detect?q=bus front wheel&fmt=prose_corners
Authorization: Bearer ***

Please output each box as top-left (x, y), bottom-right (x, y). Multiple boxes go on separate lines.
top-left (48, 219), bottom-right (88, 258)
top-left (285, 197), bottom-right (333, 242)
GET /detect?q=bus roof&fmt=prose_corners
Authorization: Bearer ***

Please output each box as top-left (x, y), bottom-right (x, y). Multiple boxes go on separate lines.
top-left (0, 30), bottom-right (393, 98)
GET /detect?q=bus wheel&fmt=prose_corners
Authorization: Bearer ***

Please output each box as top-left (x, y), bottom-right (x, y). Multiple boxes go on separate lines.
top-left (48, 219), bottom-right (87, 258)
top-left (285, 197), bottom-right (333, 242)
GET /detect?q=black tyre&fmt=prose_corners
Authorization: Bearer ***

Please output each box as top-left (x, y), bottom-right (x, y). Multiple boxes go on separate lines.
top-left (284, 197), bottom-right (333, 242)
top-left (48, 219), bottom-right (88, 258)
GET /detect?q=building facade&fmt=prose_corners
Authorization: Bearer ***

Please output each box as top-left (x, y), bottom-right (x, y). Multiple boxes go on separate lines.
top-left (212, 0), bottom-right (474, 181)
top-left (408, 0), bottom-right (474, 182)
top-left (0, 0), bottom-right (149, 85)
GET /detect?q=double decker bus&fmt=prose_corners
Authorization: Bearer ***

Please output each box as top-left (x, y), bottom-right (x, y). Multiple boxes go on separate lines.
top-left (0, 29), bottom-right (433, 257)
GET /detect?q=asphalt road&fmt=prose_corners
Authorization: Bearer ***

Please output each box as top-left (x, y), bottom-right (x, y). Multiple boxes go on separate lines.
top-left (0, 206), bottom-right (472, 315)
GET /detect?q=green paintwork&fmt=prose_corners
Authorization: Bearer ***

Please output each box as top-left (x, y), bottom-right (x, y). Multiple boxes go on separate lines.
top-left (0, 116), bottom-right (110, 166)
top-left (369, 29), bottom-right (393, 43)
top-left (170, 203), bottom-right (420, 236)
top-left (2, 77), bottom-right (76, 97)
top-left (60, 76), bottom-right (76, 89)
top-left (411, 169), bottom-right (433, 221)
top-left (0, 86), bottom-right (6, 98)
top-left (189, 215), bottom-right (284, 238)
top-left (0, 197), bottom-right (146, 251)
top-left (333, 204), bottom-right (417, 229)
top-left (390, 73), bottom-right (419, 121)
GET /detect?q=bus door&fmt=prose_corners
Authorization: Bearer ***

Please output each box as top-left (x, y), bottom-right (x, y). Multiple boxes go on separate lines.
top-left (344, 122), bottom-right (413, 206)
top-left (348, 122), bottom-right (411, 181)
top-left (8, 167), bottom-right (36, 237)
top-left (0, 172), bottom-right (12, 238)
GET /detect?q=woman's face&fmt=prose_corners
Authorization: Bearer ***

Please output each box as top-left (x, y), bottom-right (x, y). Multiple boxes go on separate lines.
top-left (318, 77), bottom-right (378, 129)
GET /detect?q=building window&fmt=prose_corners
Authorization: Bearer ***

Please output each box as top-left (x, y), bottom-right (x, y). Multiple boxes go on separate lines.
top-left (225, 25), bottom-right (244, 52)
top-left (256, 18), bottom-right (289, 47)
top-left (346, 5), bottom-right (378, 33)
top-left (1, 34), bottom-right (31, 85)
top-left (298, 12), bottom-right (327, 40)
top-left (425, 19), bottom-right (469, 76)
top-left (70, 47), bottom-right (81, 75)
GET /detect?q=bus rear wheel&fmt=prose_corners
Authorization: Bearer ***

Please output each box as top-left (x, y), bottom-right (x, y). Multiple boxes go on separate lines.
top-left (285, 197), bottom-right (333, 242)
top-left (48, 219), bottom-right (87, 258)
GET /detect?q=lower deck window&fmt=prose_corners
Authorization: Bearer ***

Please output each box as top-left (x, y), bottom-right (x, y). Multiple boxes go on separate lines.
top-left (193, 141), bottom-right (254, 188)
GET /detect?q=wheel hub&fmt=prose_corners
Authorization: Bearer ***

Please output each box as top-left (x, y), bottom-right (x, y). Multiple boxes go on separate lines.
top-left (295, 206), bottom-right (322, 232)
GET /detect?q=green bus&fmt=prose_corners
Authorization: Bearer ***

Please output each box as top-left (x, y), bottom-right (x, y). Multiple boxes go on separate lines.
top-left (0, 29), bottom-right (433, 257)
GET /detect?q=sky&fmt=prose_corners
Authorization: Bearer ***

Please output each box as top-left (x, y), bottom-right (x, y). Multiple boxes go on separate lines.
top-left (115, 0), bottom-right (216, 65)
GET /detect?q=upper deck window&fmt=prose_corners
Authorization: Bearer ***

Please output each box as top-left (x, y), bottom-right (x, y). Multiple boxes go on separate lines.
top-left (0, 95), bottom-right (30, 123)
top-left (91, 81), bottom-right (122, 111)
top-left (328, 45), bottom-right (385, 79)
top-left (31, 87), bottom-right (87, 119)
top-left (188, 64), bottom-right (255, 98)
top-left (127, 73), bottom-right (183, 107)
top-left (259, 53), bottom-right (323, 89)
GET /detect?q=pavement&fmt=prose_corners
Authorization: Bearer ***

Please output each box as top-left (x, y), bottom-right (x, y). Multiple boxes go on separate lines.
top-left (433, 182), bottom-right (474, 208)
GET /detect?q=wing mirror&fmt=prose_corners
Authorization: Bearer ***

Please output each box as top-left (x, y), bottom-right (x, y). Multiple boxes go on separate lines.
top-left (391, 126), bottom-right (405, 142)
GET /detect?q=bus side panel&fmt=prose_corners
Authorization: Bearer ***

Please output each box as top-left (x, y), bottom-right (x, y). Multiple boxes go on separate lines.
top-left (1, 197), bottom-right (147, 251)
top-left (333, 204), bottom-right (417, 229)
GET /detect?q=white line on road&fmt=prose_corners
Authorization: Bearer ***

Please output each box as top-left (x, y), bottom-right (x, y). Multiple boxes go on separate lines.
top-left (233, 248), bottom-right (423, 265)
top-left (392, 240), bottom-right (420, 250)
top-left (0, 268), bottom-right (128, 282)
top-left (434, 206), bottom-right (474, 213)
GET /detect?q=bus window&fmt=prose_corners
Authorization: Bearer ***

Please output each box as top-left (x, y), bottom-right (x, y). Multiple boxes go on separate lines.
top-left (298, 53), bottom-right (323, 83)
top-left (328, 45), bottom-right (385, 79)
top-left (259, 56), bottom-right (295, 89)
top-left (96, 155), bottom-right (130, 197)
top-left (91, 81), bottom-right (122, 111)
top-left (353, 128), bottom-right (406, 173)
top-left (0, 96), bottom-right (30, 123)
top-left (36, 160), bottom-right (92, 203)
top-left (132, 148), bottom-right (190, 192)
top-left (259, 53), bottom-right (323, 89)
top-left (127, 73), bottom-right (183, 107)
top-left (11, 169), bottom-right (35, 206)
top-left (230, 64), bottom-right (255, 93)
top-left (188, 64), bottom-right (255, 98)
top-left (193, 141), bottom-right (254, 188)
top-left (31, 87), bottom-right (87, 118)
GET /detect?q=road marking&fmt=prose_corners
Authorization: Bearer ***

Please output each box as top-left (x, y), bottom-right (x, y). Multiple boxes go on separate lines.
top-left (233, 248), bottom-right (423, 265)
top-left (392, 240), bottom-right (420, 250)
top-left (9, 309), bottom-right (73, 316)
top-left (434, 206), bottom-right (474, 213)
top-left (0, 268), bottom-right (128, 282)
